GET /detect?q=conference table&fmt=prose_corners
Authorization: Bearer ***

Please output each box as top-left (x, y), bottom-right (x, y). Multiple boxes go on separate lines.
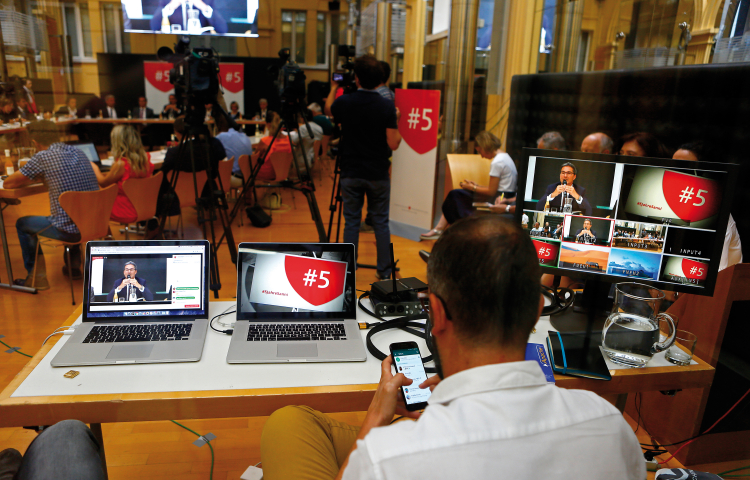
top-left (0, 300), bottom-right (715, 475)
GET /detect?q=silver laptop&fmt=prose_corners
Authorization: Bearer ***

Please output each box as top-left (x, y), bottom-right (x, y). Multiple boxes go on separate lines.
top-left (51, 240), bottom-right (211, 367)
top-left (67, 141), bottom-right (102, 166)
top-left (226, 242), bottom-right (366, 363)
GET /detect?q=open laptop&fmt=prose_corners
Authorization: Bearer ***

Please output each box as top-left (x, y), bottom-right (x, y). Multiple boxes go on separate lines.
top-left (226, 242), bottom-right (367, 363)
top-left (67, 141), bottom-right (102, 168)
top-left (51, 240), bottom-right (211, 367)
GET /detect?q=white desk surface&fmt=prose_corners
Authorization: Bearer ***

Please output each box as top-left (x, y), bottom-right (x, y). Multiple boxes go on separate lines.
top-left (11, 301), bottom-right (693, 398)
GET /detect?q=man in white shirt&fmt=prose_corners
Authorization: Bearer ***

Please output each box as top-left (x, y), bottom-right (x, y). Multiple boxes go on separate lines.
top-left (288, 112), bottom-right (323, 174)
top-left (260, 215), bottom-right (645, 480)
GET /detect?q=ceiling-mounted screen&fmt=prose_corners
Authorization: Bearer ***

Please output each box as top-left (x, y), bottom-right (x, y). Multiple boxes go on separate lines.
top-left (121, 0), bottom-right (259, 36)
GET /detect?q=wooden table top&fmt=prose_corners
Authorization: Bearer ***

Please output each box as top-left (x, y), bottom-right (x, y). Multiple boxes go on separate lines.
top-left (0, 301), bottom-right (715, 427)
top-left (0, 182), bottom-right (47, 199)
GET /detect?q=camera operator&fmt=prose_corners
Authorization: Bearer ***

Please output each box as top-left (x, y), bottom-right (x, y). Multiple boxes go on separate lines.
top-left (324, 56), bottom-right (401, 279)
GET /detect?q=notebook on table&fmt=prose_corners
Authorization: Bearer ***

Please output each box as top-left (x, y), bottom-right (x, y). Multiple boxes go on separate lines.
top-left (50, 240), bottom-right (211, 367)
top-left (226, 242), bottom-right (367, 364)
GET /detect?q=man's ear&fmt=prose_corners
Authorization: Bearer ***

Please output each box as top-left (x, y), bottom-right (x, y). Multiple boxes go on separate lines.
top-left (429, 293), bottom-right (449, 336)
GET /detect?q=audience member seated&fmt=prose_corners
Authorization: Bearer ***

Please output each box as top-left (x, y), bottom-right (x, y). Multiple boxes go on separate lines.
top-left (553, 223), bottom-right (563, 238)
top-left (260, 216), bottom-right (645, 480)
top-left (56, 97), bottom-right (78, 118)
top-left (618, 132), bottom-right (670, 158)
top-left (162, 117), bottom-right (226, 181)
top-left (375, 61), bottom-right (395, 102)
top-left (102, 94), bottom-right (123, 119)
top-left (0, 98), bottom-right (18, 123)
top-left (672, 141), bottom-right (742, 270)
top-left (131, 96), bottom-right (156, 120)
top-left (534, 161), bottom-right (592, 216)
top-left (308, 102), bottom-right (334, 136)
top-left (250, 111), bottom-right (291, 183)
top-left (4, 121), bottom-right (99, 288)
top-left (288, 112), bottom-right (324, 174)
top-left (253, 98), bottom-right (269, 121)
top-left (421, 131), bottom-right (517, 240)
top-left (15, 96), bottom-right (32, 120)
top-left (580, 132), bottom-right (613, 154)
top-left (215, 115), bottom-right (253, 189)
top-left (90, 125), bottom-right (154, 224)
top-left (537, 131), bottom-right (566, 150)
top-left (161, 94), bottom-right (183, 119)
top-left (229, 101), bottom-right (242, 120)
top-left (529, 222), bottom-right (542, 236)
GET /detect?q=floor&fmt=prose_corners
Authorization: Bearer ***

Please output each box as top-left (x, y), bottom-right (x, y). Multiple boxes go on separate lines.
top-left (0, 160), bottom-right (747, 479)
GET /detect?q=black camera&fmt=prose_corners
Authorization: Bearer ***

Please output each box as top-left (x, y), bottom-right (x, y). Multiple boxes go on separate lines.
top-left (274, 48), bottom-right (307, 107)
top-left (333, 45), bottom-right (356, 93)
top-left (157, 37), bottom-right (220, 126)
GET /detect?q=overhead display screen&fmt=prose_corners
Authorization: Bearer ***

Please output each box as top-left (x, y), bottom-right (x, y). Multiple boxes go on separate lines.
top-left (122, 0), bottom-right (259, 36)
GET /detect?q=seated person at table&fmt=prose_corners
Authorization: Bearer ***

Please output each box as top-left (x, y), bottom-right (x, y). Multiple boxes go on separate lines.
top-left (253, 98), bottom-right (269, 121)
top-left (103, 94), bottom-right (123, 119)
top-left (56, 97), bottom-right (78, 118)
top-left (107, 261), bottom-right (154, 302)
top-left (260, 215), bottom-right (644, 480)
top-left (308, 102), bottom-right (334, 136)
top-left (529, 222), bottom-right (542, 236)
top-left (228, 101), bottom-right (242, 120)
top-left (15, 96), bottom-right (31, 120)
top-left (288, 112), bottom-right (324, 174)
top-left (215, 115), bottom-right (252, 189)
top-left (553, 223), bottom-right (563, 238)
top-left (421, 131), bottom-right (517, 240)
top-left (672, 141), bottom-right (742, 270)
top-left (580, 132), bottom-right (613, 154)
top-left (575, 218), bottom-right (597, 244)
top-left (4, 121), bottom-right (99, 288)
top-left (131, 96), bottom-right (156, 120)
top-left (162, 94), bottom-right (183, 119)
top-left (251, 111), bottom-right (291, 183)
top-left (0, 98), bottom-right (18, 123)
top-left (90, 125), bottom-right (154, 223)
top-left (535, 162), bottom-right (592, 216)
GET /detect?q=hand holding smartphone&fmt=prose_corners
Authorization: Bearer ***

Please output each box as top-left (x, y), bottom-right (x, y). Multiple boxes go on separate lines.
top-left (389, 341), bottom-right (432, 411)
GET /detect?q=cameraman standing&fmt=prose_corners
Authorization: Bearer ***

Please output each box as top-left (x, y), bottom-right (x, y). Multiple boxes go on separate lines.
top-left (325, 56), bottom-right (401, 279)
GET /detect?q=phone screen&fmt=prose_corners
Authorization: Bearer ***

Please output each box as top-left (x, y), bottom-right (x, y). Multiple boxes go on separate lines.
top-left (392, 346), bottom-right (431, 406)
top-left (332, 73), bottom-right (344, 82)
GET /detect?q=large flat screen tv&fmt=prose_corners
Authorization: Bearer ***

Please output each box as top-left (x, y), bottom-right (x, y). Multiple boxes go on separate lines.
top-left (122, 0), bottom-right (258, 36)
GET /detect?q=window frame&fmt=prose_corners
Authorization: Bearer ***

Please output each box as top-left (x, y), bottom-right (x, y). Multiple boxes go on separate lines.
top-left (282, 10), bottom-right (335, 68)
top-left (100, 2), bottom-right (124, 54)
top-left (61, 2), bottom-right (95, 62)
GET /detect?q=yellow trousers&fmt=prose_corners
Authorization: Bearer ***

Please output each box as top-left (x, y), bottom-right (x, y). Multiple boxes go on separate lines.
top-left (260, 406), bottom-right (361, 480)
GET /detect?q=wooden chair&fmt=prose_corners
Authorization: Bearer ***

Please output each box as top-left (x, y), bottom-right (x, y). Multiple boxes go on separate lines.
top-left (312, 139), bottom-right (322, 183)
top-left (120, 171), bottom-right (163, 239)
top-left (217, 157), bottom-right (234, 194)
top-left (254, 151), bottom-right (294, 210)
top-left (172, 170), bottom-right (208, 238)
top-left (232, 154), bottom-right (252, 226)
top-left (31, 184), bottom-right (118, 305)
top-left (445, 154), bottom-right (489, 196)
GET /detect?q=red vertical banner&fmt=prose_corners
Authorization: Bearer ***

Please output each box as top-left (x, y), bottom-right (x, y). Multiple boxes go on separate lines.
top-left (390, 89), bottom-right (441, 241)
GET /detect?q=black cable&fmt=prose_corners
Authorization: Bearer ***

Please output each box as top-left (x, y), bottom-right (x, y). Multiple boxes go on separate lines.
top-left (389, 415), bottom-right (405, 425)
top-left (634, 392), bottom-right (642, 435)
top-left (210, 309), bottom-right (236, 335)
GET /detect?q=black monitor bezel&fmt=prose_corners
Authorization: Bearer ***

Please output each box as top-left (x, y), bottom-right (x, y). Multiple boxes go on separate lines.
top-left (83, 239), bottom-right (211, 322)
top-left (515, 148), bottom-right (739, 296)
top-left (236, 242), bottom-right (357, 321)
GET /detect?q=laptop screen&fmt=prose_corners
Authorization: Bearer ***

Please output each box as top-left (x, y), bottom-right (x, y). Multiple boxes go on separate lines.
top-left (70, 143), bottom-right (99, 163)
top-left (236, 243), bottom-right (356, 320)
top-left (83, 240), bottom-right (210, 320)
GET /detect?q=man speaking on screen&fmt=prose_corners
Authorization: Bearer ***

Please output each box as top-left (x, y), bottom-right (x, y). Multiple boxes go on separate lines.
top-left (107, 261), bottom-right (154, 302)
top-left (149, 0), bottom-right (228, 34)
top-left (536, 162), bottom-right (592, 216)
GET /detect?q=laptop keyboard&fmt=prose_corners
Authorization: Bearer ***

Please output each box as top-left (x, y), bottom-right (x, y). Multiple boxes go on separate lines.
top-left (246, 323), bottom-right (347, 341)
top-left (83, 324), bottom-right (193, 343)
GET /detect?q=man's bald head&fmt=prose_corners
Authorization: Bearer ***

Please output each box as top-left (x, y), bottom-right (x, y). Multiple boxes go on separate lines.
top-left (581, 132), bottom-right (613, 154)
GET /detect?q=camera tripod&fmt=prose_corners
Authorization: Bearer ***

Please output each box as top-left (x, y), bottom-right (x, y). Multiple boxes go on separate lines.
top-left (156, 121), bottom-right (237, 298)
top-left (226, 102), bottom-right (327, 243)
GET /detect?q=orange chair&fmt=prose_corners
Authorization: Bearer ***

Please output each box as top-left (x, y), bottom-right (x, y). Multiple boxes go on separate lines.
top-left (31, 184), bottom-right (118, 304)
top-left (217, 157), bottom-right (234, 193)
top-left (232, 154), bottom-right (252, 225)
top-left (120, 171), bottom-right (163, 239)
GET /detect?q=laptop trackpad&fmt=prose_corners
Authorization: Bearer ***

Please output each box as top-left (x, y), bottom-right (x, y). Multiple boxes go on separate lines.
top-left (106, 344), bottom-right (154, 359)
top-left (277, 343), bottom-right (318, 358)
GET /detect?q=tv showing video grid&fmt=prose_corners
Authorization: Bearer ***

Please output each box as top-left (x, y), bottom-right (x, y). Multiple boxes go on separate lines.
top-left (521, 155), bottom-right (726, 289)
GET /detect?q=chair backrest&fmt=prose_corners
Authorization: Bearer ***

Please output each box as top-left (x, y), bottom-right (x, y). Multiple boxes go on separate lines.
top-left (321, 135), bottom-right (331, 157)
top-left (269, 150), bottom-right (294, 182)
top-left (122, 171), bottom-right (163, 223)
top-left (174, 170), bottom-right (208, 209)
top-left (238, 154), bottom-right (251, 183)
top-left (59, 184), bottom-right (118, 242)
top-left (313, 139), bottom-right (321, 163)
top-left (446, 154), bottom-right (489, 195)
top-left (218, 157), bottom-right (233, 193)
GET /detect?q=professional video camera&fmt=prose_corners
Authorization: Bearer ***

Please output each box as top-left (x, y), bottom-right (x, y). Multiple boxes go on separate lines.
top-left (157, 36), bottom-right (220, 127)
top-left (270, 48), bottom-right (307, 110)
top-left (333, 45), bottom-right (356, 94)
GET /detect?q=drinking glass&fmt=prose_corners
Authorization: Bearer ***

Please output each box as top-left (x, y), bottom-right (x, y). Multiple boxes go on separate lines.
top-left (187, 9), bottom-right (201, 33)
top-left (601, 282), bottom-right (676, 368)
top-left (665, 330), bottom-right (697, 366)
top-left (563, 197), bottom-right (573, 214)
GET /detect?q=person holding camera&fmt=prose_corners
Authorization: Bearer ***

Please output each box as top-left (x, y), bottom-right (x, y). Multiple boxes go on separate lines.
top-left (325, 56), bottom-right (401, 280)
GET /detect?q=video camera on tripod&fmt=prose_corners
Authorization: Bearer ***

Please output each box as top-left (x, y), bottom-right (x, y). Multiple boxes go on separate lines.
top-left (332, 45), bottom-right (356, 94)
top-left (270, 48), bottom-right (307, 110)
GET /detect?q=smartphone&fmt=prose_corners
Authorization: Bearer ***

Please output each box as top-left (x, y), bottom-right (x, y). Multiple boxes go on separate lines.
top-left (389, 341), bottom-right (432, 411)
top-left (332, 72), bottom-right (344, 82)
